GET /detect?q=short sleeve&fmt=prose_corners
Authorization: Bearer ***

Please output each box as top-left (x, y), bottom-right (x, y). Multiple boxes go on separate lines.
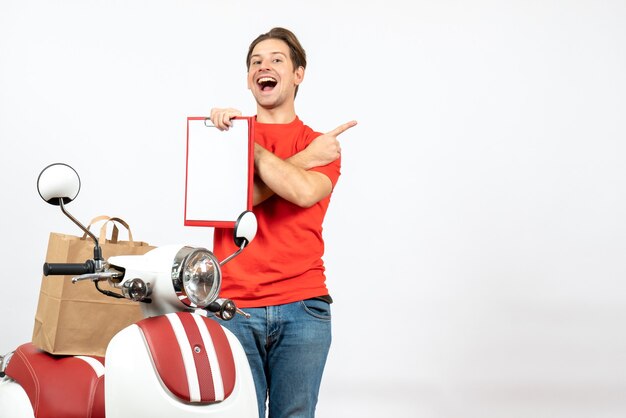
top-left (310, 158), bottom-right (341, 189)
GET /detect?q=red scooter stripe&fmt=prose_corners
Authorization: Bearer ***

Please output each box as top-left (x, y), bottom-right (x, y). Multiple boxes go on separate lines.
top-left (137, 316), bottom-right (190, 401)
top-left (176, 312), bottom-right (216, 402)
top-left (203, 317), bottom-right (237, 398)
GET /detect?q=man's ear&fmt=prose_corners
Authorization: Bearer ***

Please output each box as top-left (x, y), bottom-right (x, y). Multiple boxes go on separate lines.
top-left (294, 66), bottom-right (305, 86)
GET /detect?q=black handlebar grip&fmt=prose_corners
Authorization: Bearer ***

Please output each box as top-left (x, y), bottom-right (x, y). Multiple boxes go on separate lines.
top-left (43, 261), bottom-right (95, 276)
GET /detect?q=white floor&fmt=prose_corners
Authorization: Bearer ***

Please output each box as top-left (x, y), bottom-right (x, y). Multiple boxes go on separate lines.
top-left (316, 379), bottom-right (626, 418)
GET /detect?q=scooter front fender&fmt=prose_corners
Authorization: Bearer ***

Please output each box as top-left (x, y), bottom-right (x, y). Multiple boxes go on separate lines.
top-left (105, 313), bottom-right (257, 418)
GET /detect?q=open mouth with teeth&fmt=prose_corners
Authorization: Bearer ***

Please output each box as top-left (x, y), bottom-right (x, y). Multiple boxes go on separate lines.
top-left (257, 76), bottom-right (278, 91)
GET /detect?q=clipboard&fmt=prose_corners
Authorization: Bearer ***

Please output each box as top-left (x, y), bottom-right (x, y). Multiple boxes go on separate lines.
top-left (184, 116), bottom-right (254, 228)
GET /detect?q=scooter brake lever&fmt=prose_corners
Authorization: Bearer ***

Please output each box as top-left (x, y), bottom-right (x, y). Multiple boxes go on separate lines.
top-left (72, 272), bottom-right (123, 284)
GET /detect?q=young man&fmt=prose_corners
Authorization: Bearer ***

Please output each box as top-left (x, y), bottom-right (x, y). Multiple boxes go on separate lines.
top-left (210, 27), bottom-right (356, 418)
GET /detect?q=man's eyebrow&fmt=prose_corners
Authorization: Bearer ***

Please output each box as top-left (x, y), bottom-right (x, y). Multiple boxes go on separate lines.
top-left (250, 51), bottom-right (288, 60)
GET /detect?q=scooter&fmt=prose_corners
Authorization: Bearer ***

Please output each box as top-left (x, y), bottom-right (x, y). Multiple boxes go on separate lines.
top-left (0, 163), bottom-right (259, 418)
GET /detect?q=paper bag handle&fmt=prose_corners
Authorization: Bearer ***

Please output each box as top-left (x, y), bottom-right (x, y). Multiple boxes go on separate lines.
top-left (81, 215), bottom-right (135, 244)
top-left (99, 217), bottom-right (134, 244)
top-left (81, 215), bottom-right (112, 242)
top-left (86, 215), bottom-right (112, 228)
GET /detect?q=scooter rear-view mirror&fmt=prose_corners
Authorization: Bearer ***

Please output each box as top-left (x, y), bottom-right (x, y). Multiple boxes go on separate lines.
top-left (233, 210), bottom-right (258, 247)
top-left (37, 163), bottom-right (81, 206)
top-left (219, 211), bottom-right (258, 267)
top-left (37, 163), bottom-right (102, 263)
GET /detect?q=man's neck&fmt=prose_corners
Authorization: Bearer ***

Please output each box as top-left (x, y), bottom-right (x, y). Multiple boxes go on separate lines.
top-left (256, 105), bottom-right (297, 124)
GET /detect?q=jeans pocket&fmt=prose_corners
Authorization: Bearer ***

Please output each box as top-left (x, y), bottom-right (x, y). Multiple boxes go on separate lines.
top-left (300, 299), bottom-right (332, 320)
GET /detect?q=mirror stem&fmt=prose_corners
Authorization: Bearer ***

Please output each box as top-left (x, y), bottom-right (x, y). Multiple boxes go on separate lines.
top-left (220, 241), bottom-right (247, 267)
top-left (59, 199), bottom-right (102, 260)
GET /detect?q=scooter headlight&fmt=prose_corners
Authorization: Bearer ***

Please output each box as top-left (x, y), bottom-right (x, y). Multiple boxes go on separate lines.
top-left (171, 247), bottom-right (222, 308)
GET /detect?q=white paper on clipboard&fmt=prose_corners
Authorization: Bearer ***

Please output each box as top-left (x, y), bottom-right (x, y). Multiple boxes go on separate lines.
top-left (184, 116), bottom-right (254, 228)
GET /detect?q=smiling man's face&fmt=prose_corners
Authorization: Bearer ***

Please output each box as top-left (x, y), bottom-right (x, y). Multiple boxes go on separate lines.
top-left (247, 38), bottom-right (304, 112)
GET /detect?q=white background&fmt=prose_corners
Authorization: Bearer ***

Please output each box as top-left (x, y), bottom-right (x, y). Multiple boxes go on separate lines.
top-left (1, 1), bottom-right (626, 417)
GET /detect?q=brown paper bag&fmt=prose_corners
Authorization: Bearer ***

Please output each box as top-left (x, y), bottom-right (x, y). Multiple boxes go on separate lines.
top-left (32, 216), bottom-right (156, 356)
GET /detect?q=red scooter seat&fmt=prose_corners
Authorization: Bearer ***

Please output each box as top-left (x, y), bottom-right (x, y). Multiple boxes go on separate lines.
top-left (5, 343), bottom-right (105, 418)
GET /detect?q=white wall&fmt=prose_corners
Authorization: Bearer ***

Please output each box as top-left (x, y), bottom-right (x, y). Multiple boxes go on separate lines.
top-left (2, 1), bottom-right (626, 417)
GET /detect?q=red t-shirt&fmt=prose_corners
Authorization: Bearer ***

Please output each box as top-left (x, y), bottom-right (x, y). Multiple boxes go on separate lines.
top-left (213, 116), bottom-right (340, 308)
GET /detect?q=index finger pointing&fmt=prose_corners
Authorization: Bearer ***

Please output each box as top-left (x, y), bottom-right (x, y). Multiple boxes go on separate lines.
top-left (327, 120), bottom-right (358, 137)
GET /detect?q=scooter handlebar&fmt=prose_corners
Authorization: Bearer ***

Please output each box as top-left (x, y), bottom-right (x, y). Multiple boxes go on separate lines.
top-left (43, 261), bottom-right (96, 276)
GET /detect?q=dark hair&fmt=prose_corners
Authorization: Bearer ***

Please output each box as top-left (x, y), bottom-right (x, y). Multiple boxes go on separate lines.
top-left (246, 27), bottom-right (307, 97)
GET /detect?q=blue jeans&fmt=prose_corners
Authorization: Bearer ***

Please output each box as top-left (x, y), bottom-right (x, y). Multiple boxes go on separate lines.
top-left (218, 299), bottom-right (332, 418)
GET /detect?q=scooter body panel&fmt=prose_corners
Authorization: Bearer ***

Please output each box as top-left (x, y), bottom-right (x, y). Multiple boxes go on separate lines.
top-left (0, 377), bottom-right (34, 418)
top-left (105, 315), bottom-right (257, 418)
